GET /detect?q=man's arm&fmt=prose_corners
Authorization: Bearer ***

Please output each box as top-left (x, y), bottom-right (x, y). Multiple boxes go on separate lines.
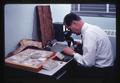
top-left (63, 32), bottom-right (97, 67)
top-left (73, 32), bottom-right (97, 67)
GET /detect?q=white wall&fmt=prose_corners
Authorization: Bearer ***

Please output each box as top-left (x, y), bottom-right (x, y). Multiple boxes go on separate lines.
top-left (81, 16), bottom-right (116, 30)
top-left (51, 4), bottom-right (71, 22)
top-left (5, 4), bottom-right (71, 56)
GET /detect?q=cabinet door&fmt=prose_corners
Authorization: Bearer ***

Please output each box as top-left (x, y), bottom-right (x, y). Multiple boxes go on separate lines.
top-left (36, 6), bottom-right (55, 48)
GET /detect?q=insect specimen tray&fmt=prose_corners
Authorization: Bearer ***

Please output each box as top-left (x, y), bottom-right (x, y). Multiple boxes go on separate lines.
top-left (5, 49), bottom-right (56, 72)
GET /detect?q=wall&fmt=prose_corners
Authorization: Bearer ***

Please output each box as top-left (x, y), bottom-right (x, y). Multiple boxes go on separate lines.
top-left (5, 4), bottom-right (71, 56)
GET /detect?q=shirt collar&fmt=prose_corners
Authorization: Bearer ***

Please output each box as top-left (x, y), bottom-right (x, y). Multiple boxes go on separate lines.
top-left (81, 22), bottom-right (88, 35)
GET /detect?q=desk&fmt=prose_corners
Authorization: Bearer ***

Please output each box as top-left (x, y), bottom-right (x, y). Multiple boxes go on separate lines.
top-left (5, 55), bottom-right (73, 81)
top-left (5, 42), bottom-right (74, 81)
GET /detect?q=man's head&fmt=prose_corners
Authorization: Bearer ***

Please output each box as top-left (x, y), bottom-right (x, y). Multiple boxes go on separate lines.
top-left (63, 13), bottom-right (84, 35)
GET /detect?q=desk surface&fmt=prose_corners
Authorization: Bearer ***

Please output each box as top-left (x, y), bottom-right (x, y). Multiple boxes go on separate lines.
top-left (38, 42), bottom-right (73, 76)
top-left (38, 60), bottom-right (67, 76)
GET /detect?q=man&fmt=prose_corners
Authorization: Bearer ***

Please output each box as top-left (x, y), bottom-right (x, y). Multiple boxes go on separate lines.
top-left (63, 13), bottom-right (114, 68)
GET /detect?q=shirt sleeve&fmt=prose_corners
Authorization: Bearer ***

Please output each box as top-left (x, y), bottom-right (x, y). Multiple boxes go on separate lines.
top-left (73, 32), bottom-right (97, 67)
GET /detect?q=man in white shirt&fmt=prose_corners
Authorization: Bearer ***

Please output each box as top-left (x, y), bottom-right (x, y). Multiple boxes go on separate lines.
top-left (63, 13), bottom-right (114, 68)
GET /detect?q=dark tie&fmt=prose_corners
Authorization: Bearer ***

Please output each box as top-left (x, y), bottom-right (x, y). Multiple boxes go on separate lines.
top-left (74, 34), bottom-right (83, 55)
top-left (81, 34), bottom-right (83, 47)
top-left (80, 34), bottom-right (83, 55)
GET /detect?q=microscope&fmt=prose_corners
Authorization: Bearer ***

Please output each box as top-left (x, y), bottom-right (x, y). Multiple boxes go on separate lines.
top-left (63, 30), bottom-right (83, 55)
top-left (64, 30), bottom-right (75, 47)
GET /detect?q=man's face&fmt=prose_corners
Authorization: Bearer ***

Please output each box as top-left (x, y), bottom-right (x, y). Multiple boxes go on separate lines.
top-left (65, 21), bottom-right (80, 35)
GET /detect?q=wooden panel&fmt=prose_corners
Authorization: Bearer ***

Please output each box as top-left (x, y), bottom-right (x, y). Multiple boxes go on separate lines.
top-left (36, 6), bottom-right (55, 48)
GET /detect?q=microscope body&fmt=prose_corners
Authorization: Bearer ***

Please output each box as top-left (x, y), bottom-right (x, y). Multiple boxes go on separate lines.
top-left (64, 30), bottom-right (83, 55)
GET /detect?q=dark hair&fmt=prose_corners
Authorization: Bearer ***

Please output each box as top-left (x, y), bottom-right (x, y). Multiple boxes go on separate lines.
top-left (63, 13), bottom-right (81, 26)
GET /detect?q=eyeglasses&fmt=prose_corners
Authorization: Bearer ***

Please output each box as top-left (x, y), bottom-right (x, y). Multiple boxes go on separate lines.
top-left (65, 25), bottom-right (71, 31)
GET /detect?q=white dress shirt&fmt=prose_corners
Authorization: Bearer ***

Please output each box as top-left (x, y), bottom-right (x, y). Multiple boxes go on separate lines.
top-left (73, 23), bottom-right (114, 68)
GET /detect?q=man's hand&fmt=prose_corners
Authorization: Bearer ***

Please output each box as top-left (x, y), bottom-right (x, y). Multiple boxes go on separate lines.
top-left (63, 47), bottom-right (75, 56)
top-left (74, 41), bottom-right (81, 45)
